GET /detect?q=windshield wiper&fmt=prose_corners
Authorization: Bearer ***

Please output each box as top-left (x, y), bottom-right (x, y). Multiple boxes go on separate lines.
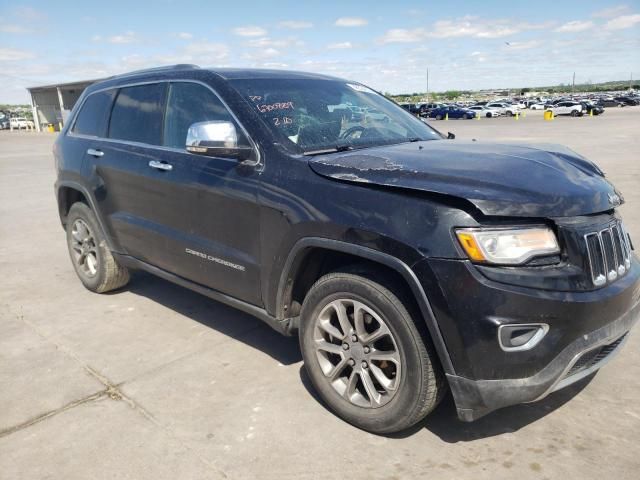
top-left (303, 144), bottom-right (354, 156)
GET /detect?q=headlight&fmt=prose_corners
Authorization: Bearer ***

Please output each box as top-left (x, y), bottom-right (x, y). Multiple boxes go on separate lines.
top-left (456, 227), bottom-right (559, 265)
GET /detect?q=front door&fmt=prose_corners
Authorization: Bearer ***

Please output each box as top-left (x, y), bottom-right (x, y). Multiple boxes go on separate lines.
top-left (152, 81), bottom-right (262, 306)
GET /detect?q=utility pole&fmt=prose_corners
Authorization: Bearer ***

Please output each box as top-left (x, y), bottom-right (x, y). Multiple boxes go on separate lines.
top-left (572, 72), bottom-right (575, 93)
top-left (426, 68), bottom-right (429, 103)
top-left (630, 72), bottom-right (633, 91)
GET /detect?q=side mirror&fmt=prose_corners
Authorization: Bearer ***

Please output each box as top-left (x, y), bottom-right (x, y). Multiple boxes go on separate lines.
top-left (447, 132), bottom-right (455, 140)
top-left (186, 121), bottom-right (253, 160)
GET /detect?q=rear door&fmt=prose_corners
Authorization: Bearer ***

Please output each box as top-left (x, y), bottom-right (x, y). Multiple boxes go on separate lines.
top-left (84, 82), bottom-right (178, 266)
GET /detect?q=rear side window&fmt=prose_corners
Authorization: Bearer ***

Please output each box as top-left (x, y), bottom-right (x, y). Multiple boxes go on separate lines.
top-left (163, 82), bottom-right (248, 149)
top-left (72, 90), bottom-right (115, 137)
top-left (108, 83), bottom-right (166, 145)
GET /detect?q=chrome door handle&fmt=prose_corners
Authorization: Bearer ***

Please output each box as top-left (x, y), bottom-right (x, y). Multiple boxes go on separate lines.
top-left (148, 160), bottom-right (173, 171)
top-left (87, 148), bottom-right (104, 158)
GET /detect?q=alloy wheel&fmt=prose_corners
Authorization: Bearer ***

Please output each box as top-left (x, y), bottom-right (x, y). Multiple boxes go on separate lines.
top-left (70, 219), bottom-right (99, 277)
top-left (313, 298), bottom-right (402, 408)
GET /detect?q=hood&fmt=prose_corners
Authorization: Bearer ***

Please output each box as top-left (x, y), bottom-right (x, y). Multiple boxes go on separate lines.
top-left (308, 140), bottom-right (622, 217)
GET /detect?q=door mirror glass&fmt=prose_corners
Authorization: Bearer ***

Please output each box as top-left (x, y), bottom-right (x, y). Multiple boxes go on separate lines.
top-left (186, 121), bottom-right (252, 160)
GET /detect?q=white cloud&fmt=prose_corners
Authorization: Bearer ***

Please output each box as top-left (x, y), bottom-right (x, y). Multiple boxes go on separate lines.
top-left (13, 6), bottom-right (46, 21)
top-left (335, 17), bottom-right (368, 27)
top-left (378, 28), bottom-right (427, 44)
top-left (503, 40), bottom-right (542, 50)
top-left (278, 20), bottom-right (313, 29)
top-left (327, 41), bottom-right (353, 49)
top-left (233, 25), bottom-right (268, 37)
top-left (592, 5), bottom-right (630, 18)
top-left (555, 20), bottom-right (594, 33)
top-left (183, 42), bottom-right (229, 62)
top-left (604, 14), bottom-right (640, 30)
top-left (106, 31), bottom-right (138, 44)
top-left (246, 37), bottom-right (290, 48)
top-left (0, 24), bottom-right (32, 34)
top-left (384, 18), bottom-right (552, 41)
top-left (0, 47), bottom-right (36, 61)
top-left (176, 32), bottom-right (193, 40)
top-left (470, 51), bottom-right (483, 56)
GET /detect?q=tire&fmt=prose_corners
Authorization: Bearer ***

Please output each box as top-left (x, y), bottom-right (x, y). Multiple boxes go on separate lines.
top-left (435, 115), bottom-right (443, 120)
top-left (299, 271), bottom-right (445, 434)
top-left (571, 110), bottom-right (579, 117)
top-left (486, 112), bottom-right (492, 118)
top-left (65, 202), bottom-right (129, 293)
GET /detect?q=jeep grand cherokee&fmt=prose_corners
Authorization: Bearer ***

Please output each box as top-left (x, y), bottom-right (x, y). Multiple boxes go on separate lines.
top-left (54, 64), bottom-right (639, 433)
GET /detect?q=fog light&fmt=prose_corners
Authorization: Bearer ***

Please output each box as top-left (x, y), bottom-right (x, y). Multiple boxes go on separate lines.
top-left (498, 324), bottom-right (549, 352)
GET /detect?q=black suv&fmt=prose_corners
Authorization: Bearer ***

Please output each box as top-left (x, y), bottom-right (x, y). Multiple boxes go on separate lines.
top-left (54, 65), bottom-right (639, 433)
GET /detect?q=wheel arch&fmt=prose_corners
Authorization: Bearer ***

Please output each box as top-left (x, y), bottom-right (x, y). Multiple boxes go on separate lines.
top-left (56, 181), bottom-right (116, 251)
top-left (276, 237), bottom-right (455, 374)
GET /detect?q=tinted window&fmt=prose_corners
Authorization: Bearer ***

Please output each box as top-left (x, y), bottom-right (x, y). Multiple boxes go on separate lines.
top-left (108, 83), bottom-right (166, 145)
top-left (72, 90), bottom-right (115, 137)
top-left (163, 82), bottom-right (247, 149)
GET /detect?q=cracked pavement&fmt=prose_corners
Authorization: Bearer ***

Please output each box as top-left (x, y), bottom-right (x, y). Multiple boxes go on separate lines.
top-left (1, 109), bottom-right (639, 479)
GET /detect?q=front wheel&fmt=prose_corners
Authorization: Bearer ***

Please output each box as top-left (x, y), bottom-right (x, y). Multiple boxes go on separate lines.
top-left (299, 271), bottom-right (445, 434)
top-left (571, 110), bottom-right (579, 117)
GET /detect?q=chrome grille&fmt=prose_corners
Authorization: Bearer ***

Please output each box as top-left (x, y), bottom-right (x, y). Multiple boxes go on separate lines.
top-left (584, 220), bottom-right (632, 287)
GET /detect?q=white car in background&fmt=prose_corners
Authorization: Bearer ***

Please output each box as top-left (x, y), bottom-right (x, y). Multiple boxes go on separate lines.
top-left (468, 105), bottom-right (502, 118)
top-left (530, 102), bottom-right (547, 110)
top-left (10, 117), bottom-right (35, 129)
top-left (486, 102), bottom-right (521, 116)
top-left (549, 101), bottom-right (584, 117)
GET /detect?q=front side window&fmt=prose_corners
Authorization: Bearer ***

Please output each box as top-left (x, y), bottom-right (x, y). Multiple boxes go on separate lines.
top-left (163, 82), bottom-right (248, 149)
top-left (108, 83), bottom-right (166, 145)
top-left (72, 90), bottom-right (115, 137)
top-left (229, 78), bottom-right (441, 154)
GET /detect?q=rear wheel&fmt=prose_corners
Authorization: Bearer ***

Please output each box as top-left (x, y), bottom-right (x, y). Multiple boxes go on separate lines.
top-left (66, 202), bottom-right (129, 293)
top-left (435, 114), bottom-right (443, 120)
top-left (571, 110), bottom-right (579, 117)
top-left (486, 112), bottom-right (492, 118)
top-left (299, 271), bottom-right (445, 434)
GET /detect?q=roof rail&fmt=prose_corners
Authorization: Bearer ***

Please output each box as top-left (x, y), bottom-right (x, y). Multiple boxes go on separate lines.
top-left (109, 64), bottom-right (200, 80)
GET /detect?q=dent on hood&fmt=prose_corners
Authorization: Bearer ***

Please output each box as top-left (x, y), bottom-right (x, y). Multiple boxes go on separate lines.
top-left (308, 141), bottom-right (620, 218)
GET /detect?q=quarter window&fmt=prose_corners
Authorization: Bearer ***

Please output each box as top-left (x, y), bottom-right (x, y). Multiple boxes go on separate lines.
top-left (72, 90), bottom-right (115, 137)
top-left (108, 83), bottom-right (166, 145)
top-left (163, 82), bottom-right (248, 149)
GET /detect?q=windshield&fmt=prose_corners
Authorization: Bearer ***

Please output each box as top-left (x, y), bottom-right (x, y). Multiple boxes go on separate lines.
top-left (229, 78), bottom-right (442, 154)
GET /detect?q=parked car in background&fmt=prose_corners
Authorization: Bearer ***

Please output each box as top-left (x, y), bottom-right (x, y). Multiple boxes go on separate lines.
top-left (580, 102), bottom-right (604, 115)
top-left (614, 96), bottom-right (639, 106)
top-left (363, 108), bottom-right (390, 123)
top-left (486, 102), bottom-right (520, 116)
top-left (399, 103), bottom-right (423, 115)
top-left (429, 105), bottom-right (476, 120)
top-left (9, 117), bottom-right (35, 129)
top-left (597, 98), bottom-right (624, 108)
top-left (550, 101), bottom-right (584, 117)
top-left (530, 102), bottom-right (547, 110)
top-left (419, 103), bottom-right (445, 117)
top-left (468, 105), bottom-right (502, 117)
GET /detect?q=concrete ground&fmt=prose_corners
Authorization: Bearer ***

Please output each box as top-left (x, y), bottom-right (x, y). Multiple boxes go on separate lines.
top-left (1, 107), bottom-right (639, 479)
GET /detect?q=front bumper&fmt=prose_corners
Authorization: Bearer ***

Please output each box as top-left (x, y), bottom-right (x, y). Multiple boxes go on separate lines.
top-left (413, 255), bottom-right (640, 421)
top-left (447, 301), bottom-right (639, 421)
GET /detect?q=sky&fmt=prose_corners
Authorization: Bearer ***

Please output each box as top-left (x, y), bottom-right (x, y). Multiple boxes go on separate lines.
top-left (1, 0), bottom-right (639, 103)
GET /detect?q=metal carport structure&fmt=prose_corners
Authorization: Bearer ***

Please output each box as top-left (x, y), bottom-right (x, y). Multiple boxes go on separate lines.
top-left (27, 78), bottom-right (104, 132)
